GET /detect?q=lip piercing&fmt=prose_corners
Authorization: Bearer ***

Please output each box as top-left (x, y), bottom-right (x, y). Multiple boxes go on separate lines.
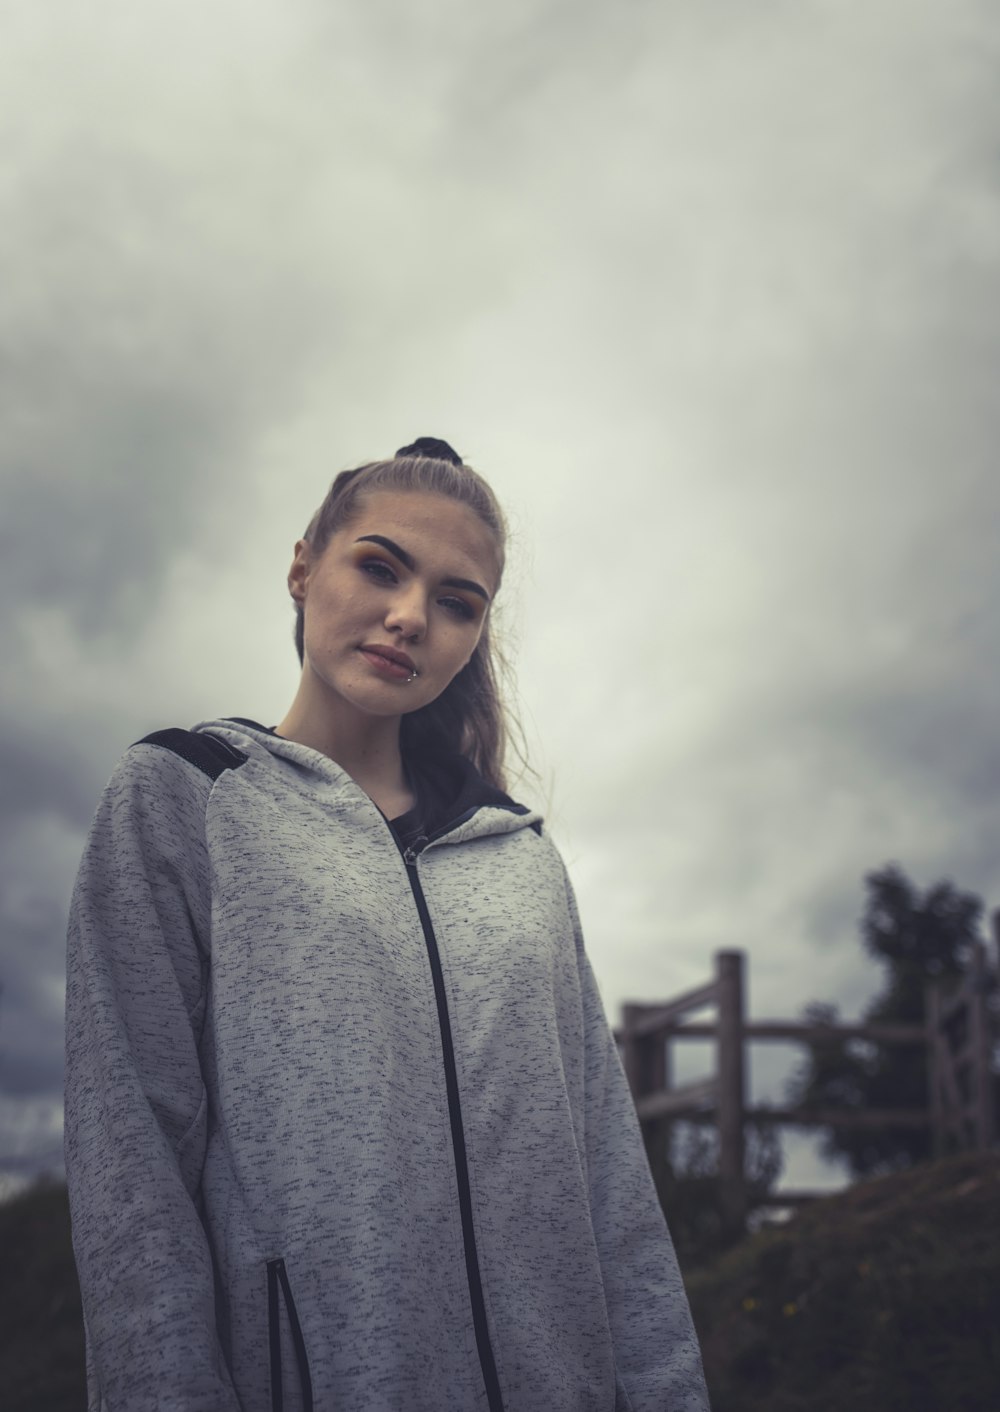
top-left (407, 669), bottom-right (419, 683)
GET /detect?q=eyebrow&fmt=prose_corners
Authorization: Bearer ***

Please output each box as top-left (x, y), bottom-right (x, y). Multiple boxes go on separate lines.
top-left (354, 535), bottom-right (491, 602)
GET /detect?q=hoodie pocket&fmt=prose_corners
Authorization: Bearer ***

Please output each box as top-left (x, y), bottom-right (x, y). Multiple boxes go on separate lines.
top-left (614, 1367), bottom-right (637, 1412)
top-left (266, 1258), bottom-right (314, 1412)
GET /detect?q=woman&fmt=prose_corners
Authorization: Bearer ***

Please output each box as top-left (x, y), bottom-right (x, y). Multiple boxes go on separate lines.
top-left (64, 437), bottom-right (710, 1411)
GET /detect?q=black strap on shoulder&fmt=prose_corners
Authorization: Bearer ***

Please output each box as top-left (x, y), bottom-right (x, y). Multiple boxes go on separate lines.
top-left (134, 728), bottom-right (249, 782)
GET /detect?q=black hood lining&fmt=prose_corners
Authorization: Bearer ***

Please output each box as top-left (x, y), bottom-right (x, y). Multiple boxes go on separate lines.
top-left (222, 718), bottom-right (531, 826)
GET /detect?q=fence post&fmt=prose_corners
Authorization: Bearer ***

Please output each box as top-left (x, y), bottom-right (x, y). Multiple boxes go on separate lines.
top-left (926, 982), bottom-right (946, 1157)
top-left (968, 941), bottom-right (995, 1150)
top-left (621, 1003), bottom-right (644, 1102)
top-left (622, 1003), bottom-right (671, 1188)
top-left (622, 1005), bottom-right (669, 1092)
top-left (716, 951), bottom-right (746, 1238)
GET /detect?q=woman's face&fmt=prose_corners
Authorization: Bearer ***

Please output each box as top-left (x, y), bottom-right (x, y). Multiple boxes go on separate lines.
top-left (291, 489), bottom-right (501, 722)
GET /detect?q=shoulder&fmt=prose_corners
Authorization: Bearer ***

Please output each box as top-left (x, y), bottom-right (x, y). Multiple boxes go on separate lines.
top-left (131, 726), bottom-right (250, 782)
top-left (95, 727), bottom-right (250, 840)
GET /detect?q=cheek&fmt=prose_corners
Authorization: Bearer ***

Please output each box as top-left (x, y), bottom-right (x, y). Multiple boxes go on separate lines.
top-left (450, 621), bottom-right (485, 673)
top-left (308, 579), bottom-right (366, 630)
top-left (423, 620), bottom-right (480, 680)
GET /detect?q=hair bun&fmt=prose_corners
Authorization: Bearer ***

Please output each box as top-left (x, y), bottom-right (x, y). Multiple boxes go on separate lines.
top-left (395, 436), bottom-right (463, 466)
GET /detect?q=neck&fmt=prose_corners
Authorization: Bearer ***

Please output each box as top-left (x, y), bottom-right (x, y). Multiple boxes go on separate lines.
top-left (274, 673), bottom-right (412, 813)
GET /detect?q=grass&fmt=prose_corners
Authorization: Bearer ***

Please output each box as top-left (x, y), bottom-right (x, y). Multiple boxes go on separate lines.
top-left (0, 1177), bottom-right (85, 1412)
top-left (684, 1150), bottom-right (1000, 1412)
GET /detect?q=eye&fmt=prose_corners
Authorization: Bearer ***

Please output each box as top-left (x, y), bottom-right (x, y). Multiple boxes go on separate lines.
top-left (360, 558), bottom-right (397, 584)
top-left (439, 595), bottom-right (476, 621)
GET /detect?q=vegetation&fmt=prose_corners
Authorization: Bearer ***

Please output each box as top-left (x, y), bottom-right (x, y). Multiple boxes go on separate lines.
top-left (685, 1150), bottom-right (1000, 1412)
top-left (786, 864), bottom-right (998, 1176)
top-left (0, 1177), bottom-right (84, 1412)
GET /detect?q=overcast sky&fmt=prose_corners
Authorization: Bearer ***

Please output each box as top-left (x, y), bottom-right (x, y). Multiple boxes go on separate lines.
top-left (2, 0), bottom-right (999, 1198)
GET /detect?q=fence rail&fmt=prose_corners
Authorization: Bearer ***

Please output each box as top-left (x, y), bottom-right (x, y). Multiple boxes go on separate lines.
top-left (613, 908), bottom-right (999, 1236)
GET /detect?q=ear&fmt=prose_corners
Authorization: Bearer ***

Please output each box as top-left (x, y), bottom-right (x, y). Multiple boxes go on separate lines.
top-left (287, 539), bottom-right (311, 606)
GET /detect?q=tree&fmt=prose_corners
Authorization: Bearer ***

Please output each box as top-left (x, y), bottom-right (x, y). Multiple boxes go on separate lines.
top-left (786, 863), bottom-right (988, 1177)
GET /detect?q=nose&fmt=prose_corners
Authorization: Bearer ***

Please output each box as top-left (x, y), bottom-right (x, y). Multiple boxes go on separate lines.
top-left (383, 584), bottom-right (428, 642)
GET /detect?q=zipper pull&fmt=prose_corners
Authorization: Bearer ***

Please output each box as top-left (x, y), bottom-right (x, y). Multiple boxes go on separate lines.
top-left (403, 835), bottom-right (429, 866)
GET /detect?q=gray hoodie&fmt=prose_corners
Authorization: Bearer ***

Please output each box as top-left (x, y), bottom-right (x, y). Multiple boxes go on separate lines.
top-left (64, 717), bottom-right (710, 1411)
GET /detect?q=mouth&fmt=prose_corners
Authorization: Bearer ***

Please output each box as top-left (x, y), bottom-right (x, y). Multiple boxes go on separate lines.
top-left (358, 644), bottom-right (418, 681)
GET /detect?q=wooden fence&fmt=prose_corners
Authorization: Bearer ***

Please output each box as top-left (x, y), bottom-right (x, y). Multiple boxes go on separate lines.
top-left (613, 910), bottom-right (999, 1236)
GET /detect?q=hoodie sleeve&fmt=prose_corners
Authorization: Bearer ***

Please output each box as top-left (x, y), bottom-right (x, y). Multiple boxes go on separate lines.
top-left (562, 871), bottom-right (711, 1412)
top-left (64, 743), bottom-right (242, 1412)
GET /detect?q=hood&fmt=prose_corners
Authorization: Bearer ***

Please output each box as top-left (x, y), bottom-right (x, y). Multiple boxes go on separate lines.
top-left (189, 716), bottom-right (544, 844)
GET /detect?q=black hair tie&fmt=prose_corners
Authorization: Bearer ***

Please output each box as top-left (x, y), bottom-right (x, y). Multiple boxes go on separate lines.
top-left (395, 437), bottom-right (463, 466)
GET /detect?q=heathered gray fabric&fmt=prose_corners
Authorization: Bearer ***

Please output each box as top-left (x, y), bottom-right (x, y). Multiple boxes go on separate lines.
top-left (64, 718), bottom-right (710, 1412)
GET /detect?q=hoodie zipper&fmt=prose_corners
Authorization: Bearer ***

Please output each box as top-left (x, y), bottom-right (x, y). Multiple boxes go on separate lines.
top-left (402, 837), bottom-right (506, 1412)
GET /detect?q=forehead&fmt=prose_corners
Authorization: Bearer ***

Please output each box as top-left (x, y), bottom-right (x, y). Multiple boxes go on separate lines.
top-left (344, 489), bottom-right (501, 591)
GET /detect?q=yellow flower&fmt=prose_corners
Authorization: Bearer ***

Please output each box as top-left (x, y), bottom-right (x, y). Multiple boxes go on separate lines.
top-left (742, 1297), bottom-right (757, 1312)
top-left (782, 1302), bottom-right (798, 1317)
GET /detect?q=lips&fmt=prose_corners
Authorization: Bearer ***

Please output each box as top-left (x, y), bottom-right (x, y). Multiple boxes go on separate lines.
top-left (358, 644), bottom-right (417, 680)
